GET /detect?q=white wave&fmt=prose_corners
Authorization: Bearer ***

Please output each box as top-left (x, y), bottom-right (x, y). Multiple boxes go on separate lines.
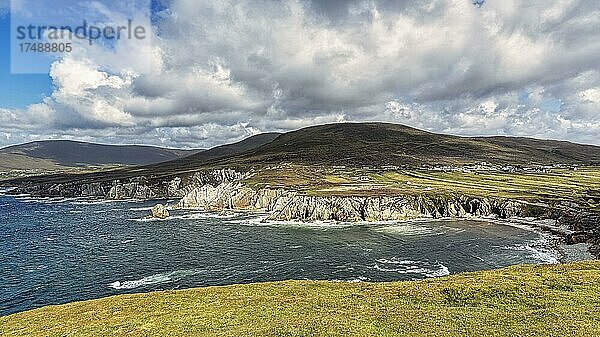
top-left (277, 221), bottom-right (357, 230)
top-left (426, 264), bottom-right (450, 277)
top-left (14, 196), bottom-right (71, 204)
top-left (69, 210), bottom-right (84, 214)
top-left (240, 217), bottom-right (364, 230)
top-left (0, 187), bottom-right (17, 195)
top-left (129, 217), bottom-right (168, 222)
top-left (16, 198), bottom-right (37, 203)
top-left (109, 274), bottom-right (172, 290)
top-left (108, 269), bottom-right (203, 290)
top-left (438, 225), bottom-right (466, 233)
top-left (15, 196), bottom-right (35, 200)
top-left (332, 276), bottom-right (369, 283)
top-left (129, 207), bottom-right (153, 211)
top-left (372, 258), bottom-right (450, 278)
top-left (372, 223), bottom-right (437, 236)
top-left (120, 239), bottom-right (135, 244)
top-left (376, 258), bottom-right (417, 265)
top-left (504, 240), bottom-right (559, 264)
top-left (40, 199), bottom-right (71, 204)
top-left (71, 199), bottom-right (122, 205)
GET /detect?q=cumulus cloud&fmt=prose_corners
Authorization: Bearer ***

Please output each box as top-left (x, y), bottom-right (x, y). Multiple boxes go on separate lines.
top-left (1, 0), bottom-right (600, 148)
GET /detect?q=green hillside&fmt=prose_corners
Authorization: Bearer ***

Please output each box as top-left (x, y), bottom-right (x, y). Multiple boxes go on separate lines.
top-left (226, 123), bottom-right (600, 167)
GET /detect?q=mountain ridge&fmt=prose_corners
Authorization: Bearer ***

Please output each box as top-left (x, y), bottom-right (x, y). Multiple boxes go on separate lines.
top-left (208, 122), bottom-right (600, 167)
top-left (0, 140), bottom-right (202, 170)
top-left (2, 123), bottom-right (600, 184)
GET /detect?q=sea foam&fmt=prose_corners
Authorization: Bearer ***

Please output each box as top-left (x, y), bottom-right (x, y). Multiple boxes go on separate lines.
top-left (108, 269), bottom-right (204, 290)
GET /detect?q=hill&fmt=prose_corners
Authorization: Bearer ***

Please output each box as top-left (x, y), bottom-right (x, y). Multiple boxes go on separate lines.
top-left (147, 132), bottom-right (282, 171)
top-left (1, 261), bottom-right (599, 336)
top-left (3, 122), bottom-right (600, 188)
top-left (0, 133), bottom-right (282, 184)
top-left (7, 124), bottom-right (600, 174)
top-left (35, 122), bottom-right (600, 177)
top-left (222, 123), bottom-right (600, 167)
top-left (0, 153), bottom-right (66, 171)
top-left (0, 140), bottom-right (201, 170)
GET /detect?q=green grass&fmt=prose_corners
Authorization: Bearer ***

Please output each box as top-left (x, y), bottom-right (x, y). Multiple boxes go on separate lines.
top-left (2, 261), bottom-right (600, 336)
top-left (246, 165), bottom-right (600, 211)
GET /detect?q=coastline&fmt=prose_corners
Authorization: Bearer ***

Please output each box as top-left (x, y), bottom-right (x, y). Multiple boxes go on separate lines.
top-left (3, 177), bottom-right (599, 259)
top-left (2, 189), bottom-right (595, 265)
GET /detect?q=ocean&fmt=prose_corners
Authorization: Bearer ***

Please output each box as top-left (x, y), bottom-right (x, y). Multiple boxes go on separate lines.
top-left (0, 194), bottom-right (562, 316)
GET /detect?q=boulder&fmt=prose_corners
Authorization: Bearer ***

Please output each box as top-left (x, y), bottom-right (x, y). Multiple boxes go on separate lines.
top-left (151, 204), bottom-right (170, 219)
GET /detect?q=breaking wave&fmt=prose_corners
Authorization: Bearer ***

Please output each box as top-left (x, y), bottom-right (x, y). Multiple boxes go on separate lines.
top-left (372, 258), bottom-right (450, 278)
top-left (108, 269), bottom-right (203, 290)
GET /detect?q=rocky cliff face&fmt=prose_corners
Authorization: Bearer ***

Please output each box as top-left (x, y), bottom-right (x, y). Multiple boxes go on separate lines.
top-left (171, 179), bottom-right (600, 255)
top-left (9, 169), bottom-right (244, 200)
top-left (560, 209), bottom-right (600, 256)
top-left (174, 179), bottom-right (526, 222)
top-left (176, 182), bottom-right (285, 211)
top-left (265, 194), bottom-right (525, 222)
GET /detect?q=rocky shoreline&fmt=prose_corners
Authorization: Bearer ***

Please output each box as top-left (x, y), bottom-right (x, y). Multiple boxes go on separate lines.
top-left (6, 168), bottom-right (600, 257)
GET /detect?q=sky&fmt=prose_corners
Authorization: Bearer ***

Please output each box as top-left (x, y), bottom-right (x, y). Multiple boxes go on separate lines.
top-left (0, 0), bottom-right (599, 149)
top-left (0, 14), bottom-right (52, 108)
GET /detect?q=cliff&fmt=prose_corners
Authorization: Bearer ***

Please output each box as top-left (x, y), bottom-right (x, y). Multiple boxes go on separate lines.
top-left (7, 168), bottom-right (600, 255)
top-left (175, 181), bottom-right (525, 221)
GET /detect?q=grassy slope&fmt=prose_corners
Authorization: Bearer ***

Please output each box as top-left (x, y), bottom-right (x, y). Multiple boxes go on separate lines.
top-left (2, 261), bottom-right (600, 336)
top-left (0, 153), bottom-right (66, 172)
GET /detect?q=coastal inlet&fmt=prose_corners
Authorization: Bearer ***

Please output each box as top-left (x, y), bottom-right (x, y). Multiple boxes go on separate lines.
top-left (0, 194), bottom-right (581, 316)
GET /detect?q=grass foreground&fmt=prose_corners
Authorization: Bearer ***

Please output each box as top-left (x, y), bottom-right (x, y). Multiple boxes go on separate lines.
top-left (2, 261), bottom-right (600, 336)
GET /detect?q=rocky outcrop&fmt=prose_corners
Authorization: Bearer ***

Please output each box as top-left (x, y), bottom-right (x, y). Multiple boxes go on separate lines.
top-left (107, 182), bottom-right (157, 200)
top-left (559, 209), bottom-right (600, 255)
top-left (150, 204), bottom-right (170, 219)
top-left (265, 194), bottom-right (507, 222)
top-left (176, 182), bottom-right (284, 210)
top-left (9, 168), bottom-right (249, 200)
top-left (175, 181), bottom-right (526, 222)
top-left (171, 180), bottom-right (600, 256)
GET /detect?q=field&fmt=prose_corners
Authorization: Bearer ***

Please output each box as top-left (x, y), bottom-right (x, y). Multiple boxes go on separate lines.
top-left (1, 261), bottom-right (599, 336)
top-left (247, 165), bottom-right (600, 212)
